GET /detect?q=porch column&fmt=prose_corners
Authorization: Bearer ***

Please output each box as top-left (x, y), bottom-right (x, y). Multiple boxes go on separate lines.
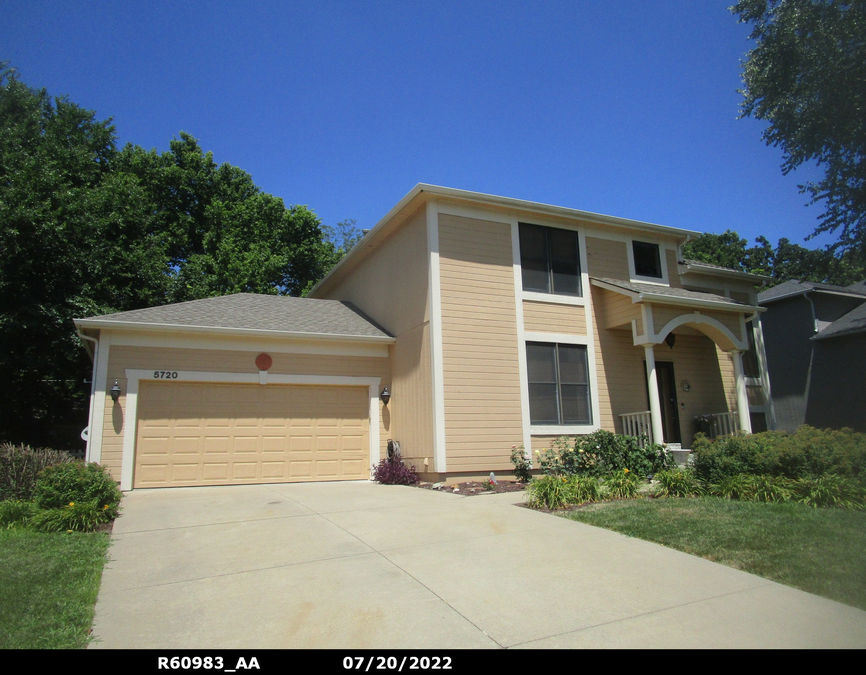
top-left (644, 345), bottom-right (665, 445)
top-left (731, 350), bottom-right (753, 433)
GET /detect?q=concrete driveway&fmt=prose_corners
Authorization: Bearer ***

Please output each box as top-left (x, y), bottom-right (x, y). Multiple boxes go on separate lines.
top-left (90, 481), bottom-right (866, 649)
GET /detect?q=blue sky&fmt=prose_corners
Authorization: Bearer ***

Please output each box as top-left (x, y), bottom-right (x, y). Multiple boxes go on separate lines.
top-left (2, 0), bottom-right (834, 249)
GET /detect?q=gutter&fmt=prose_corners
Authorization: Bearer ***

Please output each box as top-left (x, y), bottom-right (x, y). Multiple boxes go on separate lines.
top-left (72, 318), bottom-right (396, 344)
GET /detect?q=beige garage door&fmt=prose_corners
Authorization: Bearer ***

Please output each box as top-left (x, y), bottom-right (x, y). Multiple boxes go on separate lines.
top-left (134, 381), bottom-right (370, 488)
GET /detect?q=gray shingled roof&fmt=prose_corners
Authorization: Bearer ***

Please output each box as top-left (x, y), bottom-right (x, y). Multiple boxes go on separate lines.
top-left (680, 258), bottom-right (770, 279)
top-left (75, 293), bottom-right (392, 339)
top-left (813, 302), bottom-right (866, 340)
top-left (591, 277), bottom-right (750, 307)
top-left (759, 279), bottom-right (866, 304)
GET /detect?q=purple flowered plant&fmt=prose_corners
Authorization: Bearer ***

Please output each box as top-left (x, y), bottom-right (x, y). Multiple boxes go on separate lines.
top-left (372, 457), bottom-right (419, 485)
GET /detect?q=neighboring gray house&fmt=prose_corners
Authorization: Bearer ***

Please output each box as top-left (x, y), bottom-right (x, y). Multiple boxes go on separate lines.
top-left (758, 280), bottom-right (866, 432)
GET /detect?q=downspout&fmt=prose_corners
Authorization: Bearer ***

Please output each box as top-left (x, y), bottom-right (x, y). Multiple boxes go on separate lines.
top-left (802, 293), bottom-right (817, 424)
top-left (76, 328), bottom-right (99, 462)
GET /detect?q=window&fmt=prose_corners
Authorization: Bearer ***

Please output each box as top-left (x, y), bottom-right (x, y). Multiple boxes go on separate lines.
top-left (527, 342), bottom-right (592, 425)
top-left (632, 241), bottom-right (662, 278)
top-left (519, 223), bottom-right (581, 296)
top-left (743, 322), bottom-right (760, 378)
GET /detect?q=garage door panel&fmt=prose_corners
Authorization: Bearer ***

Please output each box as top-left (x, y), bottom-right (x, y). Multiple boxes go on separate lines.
top-left (134, 382), bottom-right (370, 488)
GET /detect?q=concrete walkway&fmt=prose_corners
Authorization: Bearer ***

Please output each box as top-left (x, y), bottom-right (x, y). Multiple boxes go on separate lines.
top-left (90, 481), bottom-right (866, 649)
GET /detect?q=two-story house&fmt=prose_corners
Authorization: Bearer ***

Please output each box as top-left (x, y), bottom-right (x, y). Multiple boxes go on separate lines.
top-left (75, 185), bottom-right (772, 490)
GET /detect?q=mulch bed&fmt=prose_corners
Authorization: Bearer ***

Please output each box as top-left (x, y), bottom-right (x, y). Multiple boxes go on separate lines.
top-left (415, 479), bottom-right (527, 497)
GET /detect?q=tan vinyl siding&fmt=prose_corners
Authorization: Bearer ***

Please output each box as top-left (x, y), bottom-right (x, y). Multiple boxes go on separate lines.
top-left (585, 237), bottom-right (630, 280)
top-left (666, 249), bottom-right (682, 288)
top-left (523, 301), bottom-right (587, 335)
top-left (390, 322), bottom-right (433, 466)
top-left (598, 290), bottom-right (643, 332)
top-left (315, 206), bottom-right (434, 463)
top-left (717, 346), bottom-right (738, 410)
top-left (438, 213), bottom-right (523, 472)
top-left (99, 344), bottom-right (390, 481)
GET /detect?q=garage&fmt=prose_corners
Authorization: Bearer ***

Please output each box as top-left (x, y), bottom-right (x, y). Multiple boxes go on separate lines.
top-left (134, 381), bottom-right (370, 488)
top-left (74, 293), bottom-right (394, 490)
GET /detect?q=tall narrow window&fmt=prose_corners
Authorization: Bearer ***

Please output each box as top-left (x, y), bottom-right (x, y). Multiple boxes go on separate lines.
top-left (527, 343), bottom-right (592, 425)
top-left (632, 241), bottom-right (662, 278)
top-left (742, 322), bottom-right (761, 378)
top-left (519, 224), bottom-right (581, 296)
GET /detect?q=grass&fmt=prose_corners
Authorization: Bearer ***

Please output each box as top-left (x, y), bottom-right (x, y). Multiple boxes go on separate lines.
top-left (0, 528), bottom-right (111, 648)
top-left (562, 496), bottom-right (866, 610)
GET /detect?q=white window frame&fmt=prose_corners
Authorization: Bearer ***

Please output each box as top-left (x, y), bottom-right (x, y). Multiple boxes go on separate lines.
top-left (628, 238), bottom-right (671, 286)
top-left (524, 333), bottom-right (600, 436)
top-left (518, 222), bottom-right (584, 298)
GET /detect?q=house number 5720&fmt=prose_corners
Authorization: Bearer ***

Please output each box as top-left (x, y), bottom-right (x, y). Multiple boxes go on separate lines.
top-left (153, 371), bottom-right (179, 379)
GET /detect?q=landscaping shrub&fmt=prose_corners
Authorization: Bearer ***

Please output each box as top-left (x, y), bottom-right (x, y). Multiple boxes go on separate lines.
top-left (33, 462), bottom-right (122, 518)
top-left (692, 426), bottom-right (866, 485)
top-left (30, 501), bottom-right (110, 533)
top-left (537, 431), bottom-right (673, 478)
top-left (790, 475), bottom-right (863, 508)
top-left (0, 500), bottom-right (37, 528)
top-left (603, 469), bottom-right (642, 499)
top-left (371, 457), bottom-right (419, 485)
top-left (0, 443), bottom-right (74, 501)
top-left (510, 445), bottom-right (532, 483)
top-left (525, 475), bottom-right (600, 510)
top-left (655, 469), bottom-right (706, 497)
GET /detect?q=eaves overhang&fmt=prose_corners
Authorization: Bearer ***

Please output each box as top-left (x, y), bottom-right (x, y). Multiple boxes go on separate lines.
top-left (678, 260), bottom-right (771, 283)
top-left (590, 278), bottom-right (765, 314)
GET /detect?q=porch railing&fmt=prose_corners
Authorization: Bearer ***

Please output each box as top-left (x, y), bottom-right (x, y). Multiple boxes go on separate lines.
top-left (619, 411), bottom-right (653, 446)
top-left (706, 411), bottom-right (739, 439)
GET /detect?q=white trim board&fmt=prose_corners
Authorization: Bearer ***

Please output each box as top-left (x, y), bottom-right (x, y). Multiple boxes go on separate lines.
top-left (427, 200), bottom-right (448, 474)
top-left (119, 369), bottom-right (382, 491)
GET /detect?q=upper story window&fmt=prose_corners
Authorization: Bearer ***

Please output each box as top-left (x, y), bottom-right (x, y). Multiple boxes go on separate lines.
top-left (519, 223), bottom-right (582, 296)
top-left (632, 241), bottom-right (663, 279)
top-left (743, 322), bottom-right (761, 379)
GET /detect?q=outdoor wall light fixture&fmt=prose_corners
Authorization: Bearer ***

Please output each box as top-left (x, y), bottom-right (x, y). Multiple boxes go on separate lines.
top-left (665, 333), bottom-right (676, 349)
top-left (109, 380), bottom-right (122, 403)
top-left (380, 386), bottom-right (391, 406)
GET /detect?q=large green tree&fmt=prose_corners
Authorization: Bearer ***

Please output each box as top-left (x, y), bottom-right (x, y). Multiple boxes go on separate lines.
top-left (732, 0), bottom-right (866, 259)
top-left (0, 66), bottom-right (337, 449)
top-left (682, 229), bottom-right (865, 285)
top-left (0, 65), bottom-right (170, 449)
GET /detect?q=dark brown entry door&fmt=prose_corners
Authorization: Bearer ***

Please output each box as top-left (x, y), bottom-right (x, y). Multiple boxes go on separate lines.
top-left (656, 361), bottom-right (681, 443)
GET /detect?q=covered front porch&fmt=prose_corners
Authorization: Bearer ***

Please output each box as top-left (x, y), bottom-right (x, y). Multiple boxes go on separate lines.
top-left (591, 277), bottom-right (764, 451)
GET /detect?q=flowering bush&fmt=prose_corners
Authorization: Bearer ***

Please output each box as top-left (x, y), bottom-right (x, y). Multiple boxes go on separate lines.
top-left (538, 431), bottom-right (673, 478)
top-left (510, 445), bottom-right (532, 483)
top-left (33, 461), bottom-right (122, 518)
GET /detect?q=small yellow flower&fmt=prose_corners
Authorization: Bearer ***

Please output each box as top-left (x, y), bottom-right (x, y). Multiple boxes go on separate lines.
top-left (103, 505), bottom-right (109, 510)
top-left (67, 530), bottom-right (73, 533)
top-left (624, 468), bottom-right (630, 473)
top-left (578, 448), bottom-right (584, 453)
top-left (68, 502), bottom-right (75, 507)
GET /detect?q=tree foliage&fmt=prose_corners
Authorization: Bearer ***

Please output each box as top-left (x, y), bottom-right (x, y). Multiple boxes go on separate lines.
top-left (0, 64), bottom-right (338, 449)
top-left (682, 229), bottom-right (866, 285)
top-left (732, 0), bottom-right (866, 258)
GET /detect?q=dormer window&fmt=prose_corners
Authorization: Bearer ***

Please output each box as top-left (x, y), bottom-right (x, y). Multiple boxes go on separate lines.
top-left (519, 223), bottom-right (582, 296)
top-left (632, 241), bottom-right (662, 279)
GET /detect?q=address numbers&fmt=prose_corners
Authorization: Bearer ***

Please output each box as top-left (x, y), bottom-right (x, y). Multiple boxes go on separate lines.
top-left (153, 371), bottom-right (179, 379)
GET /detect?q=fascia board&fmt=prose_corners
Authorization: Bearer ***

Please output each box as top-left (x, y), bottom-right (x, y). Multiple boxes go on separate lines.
top-left (72, 318), bottom-right (396, 344)
top-left (639, 294), bottom-right (766, 313)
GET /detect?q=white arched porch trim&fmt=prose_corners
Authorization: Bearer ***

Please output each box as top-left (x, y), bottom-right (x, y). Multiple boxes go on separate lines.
top-left (653, 312), bottom-right (747, 352)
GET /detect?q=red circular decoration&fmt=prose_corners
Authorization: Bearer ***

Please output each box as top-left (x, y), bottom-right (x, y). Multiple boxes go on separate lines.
top-left (255, 353), bottom-right (273, 371)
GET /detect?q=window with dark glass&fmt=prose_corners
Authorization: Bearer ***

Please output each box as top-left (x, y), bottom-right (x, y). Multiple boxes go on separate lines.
top-left (527, 343), bottom-right (591, 425)
top-left (743, 322), bottom-right (761, 378)
top-left (519, 224), bottom-right (581, 296)
top-left (632, 241), bottom-right (662, 278)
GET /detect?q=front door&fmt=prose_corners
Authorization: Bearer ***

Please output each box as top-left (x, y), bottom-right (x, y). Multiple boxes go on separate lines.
top-left (656, 361), bottom-right (681, 444)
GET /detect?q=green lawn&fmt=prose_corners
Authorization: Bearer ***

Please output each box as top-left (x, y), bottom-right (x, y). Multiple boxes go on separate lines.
top-left (0, 528), bottom-right (110, 648)
top-left (562, 496), bottom-right (866, 610)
